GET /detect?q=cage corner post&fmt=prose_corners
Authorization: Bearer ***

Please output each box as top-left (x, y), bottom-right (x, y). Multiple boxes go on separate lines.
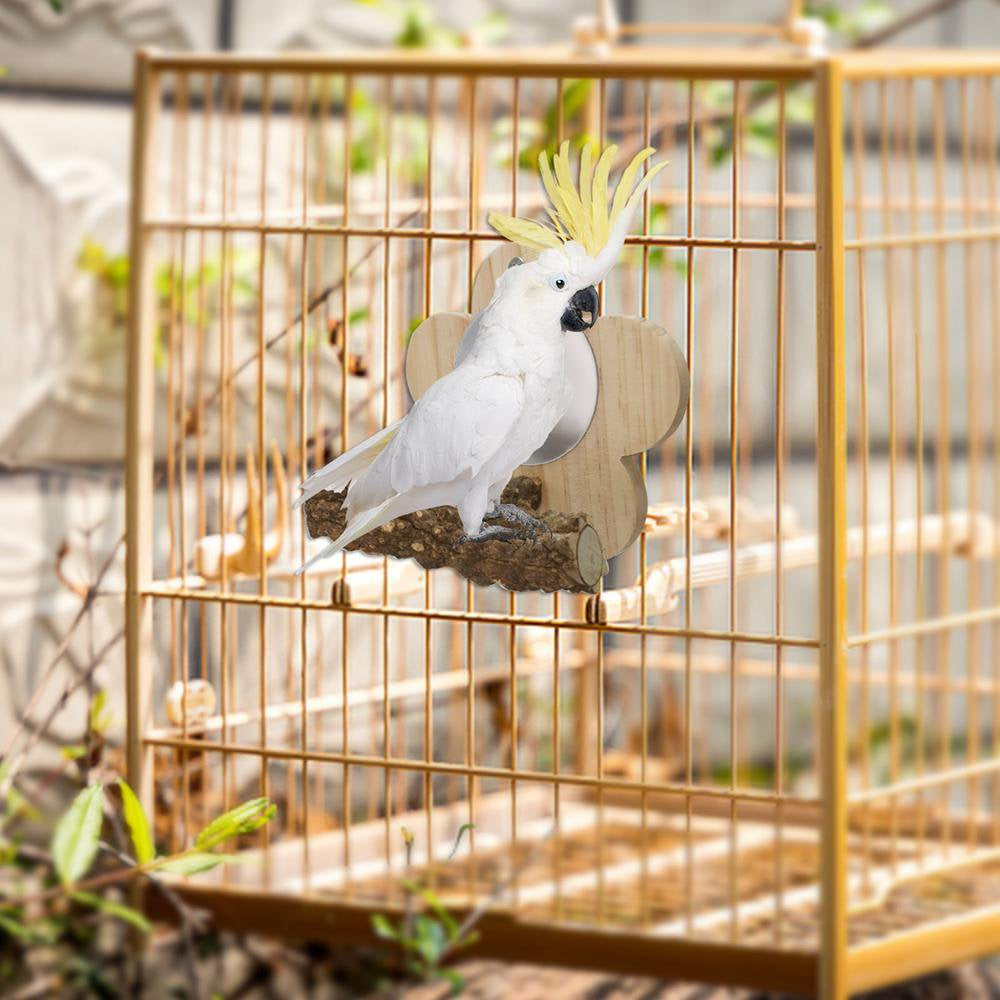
top-left (814, 55), bottom-right (849, 1000)
top-left (125, 48), bottom-right (163, 819)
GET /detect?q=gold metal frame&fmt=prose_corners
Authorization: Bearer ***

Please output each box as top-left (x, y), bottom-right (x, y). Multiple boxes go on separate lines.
top-left (126, 44), bottom-right (1000, 1000)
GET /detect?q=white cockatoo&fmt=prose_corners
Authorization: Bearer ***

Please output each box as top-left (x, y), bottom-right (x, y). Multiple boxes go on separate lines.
top-left (293, 142), bottom-right (665, 574)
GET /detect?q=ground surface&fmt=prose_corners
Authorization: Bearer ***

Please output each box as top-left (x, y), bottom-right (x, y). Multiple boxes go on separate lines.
top-left (397, 959), bottom-right (1000, 999)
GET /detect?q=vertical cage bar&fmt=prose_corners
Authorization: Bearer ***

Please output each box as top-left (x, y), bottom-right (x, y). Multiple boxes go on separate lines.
top-left (174, 71), bottom-right (191, 847)
top-left (595, 73), bottom-right (607, 927)
top-left (638, 74), bottom-right (651, 930)
top-left (379, 74), bottom-right (395, 872)
top-left (815, 57), bottom-right (848, 1000)
top-left (727, 77), bottom-right (742, 943)
top-left (194, 72), bottom-right (213, 835)
top-left (878, 79), bottom-right (900, 871)
top-left (905, 76), bottom-right (927, 860)
top-left (773, 77), bottom-right (787, 944)
top-left (989, 75), bottom-right (1000, 849)
top-left (850, 79), bottom-right (872, 887)
top-left (256, 71), bottom-right (272, 866)
top-left (338, 70), bottom-right (354, 878)
top-left (683, 77), bottom-right (696, 936)
top-left (125, 49), bottom-right (163, 816)
top-left (298, 71), bottom-right (313, 883)
top-left (959, 77), bottom-right (982, 848)
top-left (931, 78), bottom-right (953, 855)
top-left (552, 75), bottom-right (565, 916)
top-left (464, 71), bottom-right (479, 892)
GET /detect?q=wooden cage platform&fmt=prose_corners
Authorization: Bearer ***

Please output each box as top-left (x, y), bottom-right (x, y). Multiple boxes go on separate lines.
top-left (161, 784), bottom-right (1000, 995)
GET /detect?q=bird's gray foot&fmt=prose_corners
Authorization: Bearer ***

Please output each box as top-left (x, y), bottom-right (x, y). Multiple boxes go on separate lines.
top-left (457, 524), bottom-right (521, 545)
top-left (488, 502), bottom-right (552, 540)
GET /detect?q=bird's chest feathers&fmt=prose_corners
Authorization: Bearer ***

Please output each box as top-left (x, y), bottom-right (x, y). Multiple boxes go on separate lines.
top-left (482, 321), bottom-right (566, 383)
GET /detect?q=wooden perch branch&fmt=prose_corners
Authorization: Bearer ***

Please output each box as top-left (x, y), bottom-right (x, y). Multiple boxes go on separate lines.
top-left (303, 475), bottom-right (607, 594)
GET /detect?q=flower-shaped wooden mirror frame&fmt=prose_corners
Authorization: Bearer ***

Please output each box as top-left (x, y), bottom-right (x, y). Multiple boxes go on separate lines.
top-left (304, 243), bottom-right (689, 594)
top-left (405, 244), bottom-right (689, 565)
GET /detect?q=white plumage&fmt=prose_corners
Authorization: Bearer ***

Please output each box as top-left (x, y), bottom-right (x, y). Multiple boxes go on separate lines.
top-left (294, 143), bottom-right (665, 575)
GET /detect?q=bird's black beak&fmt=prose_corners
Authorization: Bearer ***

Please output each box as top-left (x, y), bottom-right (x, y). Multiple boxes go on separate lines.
top-left (560, 285), bottom-right (599, 332)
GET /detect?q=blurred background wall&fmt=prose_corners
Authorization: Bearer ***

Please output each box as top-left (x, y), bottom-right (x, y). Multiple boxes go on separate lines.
top-left (0, 0), bottom-right (996, 781)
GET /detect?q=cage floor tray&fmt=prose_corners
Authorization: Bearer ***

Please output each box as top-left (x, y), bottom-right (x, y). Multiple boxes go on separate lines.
top-left (176, 787), bottom-right (1000, 954)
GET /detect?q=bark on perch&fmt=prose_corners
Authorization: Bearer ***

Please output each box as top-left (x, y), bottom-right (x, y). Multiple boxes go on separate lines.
top-left (302, 475), bottom-right (607, 594)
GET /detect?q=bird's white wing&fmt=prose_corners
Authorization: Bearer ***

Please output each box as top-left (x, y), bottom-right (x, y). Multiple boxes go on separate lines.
top-left (453, 308), bottom-right (484, 367)
top-left (347, 366), bottom-right (524, 512)
top-left (293, 418), bottom-right (401, 509)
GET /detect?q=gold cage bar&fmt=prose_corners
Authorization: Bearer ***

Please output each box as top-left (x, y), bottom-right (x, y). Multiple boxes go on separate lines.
top-left (125, 45), bottom-right (1000, 999)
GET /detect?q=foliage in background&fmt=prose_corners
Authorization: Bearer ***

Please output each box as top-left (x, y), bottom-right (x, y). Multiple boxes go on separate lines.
top-left (77, 238), bottom-right (256, 370)
top-left (371, 823), bottom-right (478, 995)
top-left (0, 772), bottom-right (275, 996)
top-left (805, 0), bottom-right (894, 40)
top-left (357, 0), bottom-right (508, 49)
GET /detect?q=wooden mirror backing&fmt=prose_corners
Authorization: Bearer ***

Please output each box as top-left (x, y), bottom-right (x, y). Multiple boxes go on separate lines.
top-left (404, 245), bottom-right (690, 559)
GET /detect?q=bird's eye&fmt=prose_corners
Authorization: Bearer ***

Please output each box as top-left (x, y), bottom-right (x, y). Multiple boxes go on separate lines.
top-left (548, 275), bottom-right (567, 291)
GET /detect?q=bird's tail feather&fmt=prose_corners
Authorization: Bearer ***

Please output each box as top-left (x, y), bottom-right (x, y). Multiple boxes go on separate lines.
top-left (293, 421), bottom-right (400, 510)
top-left (293, 492), bottom-right (410, 576)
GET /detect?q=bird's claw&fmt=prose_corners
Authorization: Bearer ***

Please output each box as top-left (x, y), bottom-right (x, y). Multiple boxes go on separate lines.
top-left (488, 503), bottom-right (552, 539)
top-left (457, 525), bottom-right (520, 545)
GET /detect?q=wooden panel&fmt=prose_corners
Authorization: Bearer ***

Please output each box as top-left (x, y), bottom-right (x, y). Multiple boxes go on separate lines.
top-left (405, 246), bottom-right (689, 559)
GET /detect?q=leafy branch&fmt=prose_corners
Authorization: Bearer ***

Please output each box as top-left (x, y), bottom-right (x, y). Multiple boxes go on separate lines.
top-left (370, 824), bottom-right (476, 995)
top-left (1, 777), bottom-right (275, 995)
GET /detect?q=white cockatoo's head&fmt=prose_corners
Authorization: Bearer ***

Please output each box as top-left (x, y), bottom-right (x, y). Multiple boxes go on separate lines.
top-left (488, 142), bottom-right (666, 333)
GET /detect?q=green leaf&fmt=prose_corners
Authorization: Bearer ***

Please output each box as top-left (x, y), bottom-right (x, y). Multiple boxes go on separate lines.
top-left (0, 911), bottom-right (30, 942)
top-left (0, 839), bottom-right (17, 865)
top-left (453, 928), bottom-right (479, 950)
top-left (71, 891), bottom-right (151, 934)
top-left (437, 967), bottom-right (465, 996)
top-left (88, 690), bottom-right (112, 734)
top-left (2, 778), bottom-right (40, 824)
top-left (77, 237), bottom-right (107, 274)
top-left (0, 911), bottom-right (58, 946)
top-left (156, 851), bottom-right (231, 876)
top-left (371, 913), bottom-right (399, 941)
top-left (446, 823), bottom-right (474, 861)
top-left (403, 314), bottom-right (425, 346)
top-left (410, 884), bottom-right (459, 940)
top-left (117, 779), bottom-right (154, 865)
top-left (475, 10), bottom-right (509, 44)
top-left (51, 784), bottom-right (105, 886)
top-left (412, 915), bottom-right (447, 964)
top-left (851, 0), bottom-right (894, 37)
top-left (60, 745), bottom-right (87, 761)
top-left (194, 797), bottom-right (275, 850)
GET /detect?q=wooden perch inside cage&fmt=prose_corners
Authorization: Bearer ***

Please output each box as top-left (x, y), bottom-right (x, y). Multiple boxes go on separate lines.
top-left (157, 544), bottom-right (426, 600)
top-left (589, 509), bottom-right (999, 624)
top-left (303, 474), bottom-right (607, 595)
top-left (193, 442), bottom-right (287, 579)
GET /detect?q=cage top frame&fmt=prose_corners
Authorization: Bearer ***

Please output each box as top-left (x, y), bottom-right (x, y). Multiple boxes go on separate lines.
top-left (141, 45), bottom-right (1000, 82)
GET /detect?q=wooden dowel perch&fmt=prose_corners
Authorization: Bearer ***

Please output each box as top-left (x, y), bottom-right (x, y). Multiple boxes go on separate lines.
top-left (303, 475), bottom-right (608, 594)
top-left (194, 442), bottom-right (287, 579)
top-left (588, 510), bottom-right (998, 624)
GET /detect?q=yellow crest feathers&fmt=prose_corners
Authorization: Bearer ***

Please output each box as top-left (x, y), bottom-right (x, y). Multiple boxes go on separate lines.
top-left (488, 142), bottom-right (666, 257)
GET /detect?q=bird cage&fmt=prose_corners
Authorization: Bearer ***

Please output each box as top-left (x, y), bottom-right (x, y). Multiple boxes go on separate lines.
top-left (124, 29), bottom-right (1000, 1000)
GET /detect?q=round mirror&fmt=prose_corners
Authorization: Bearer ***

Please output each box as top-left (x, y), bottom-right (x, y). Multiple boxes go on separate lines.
top-left (524, 331), bottom-right (599, 465)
